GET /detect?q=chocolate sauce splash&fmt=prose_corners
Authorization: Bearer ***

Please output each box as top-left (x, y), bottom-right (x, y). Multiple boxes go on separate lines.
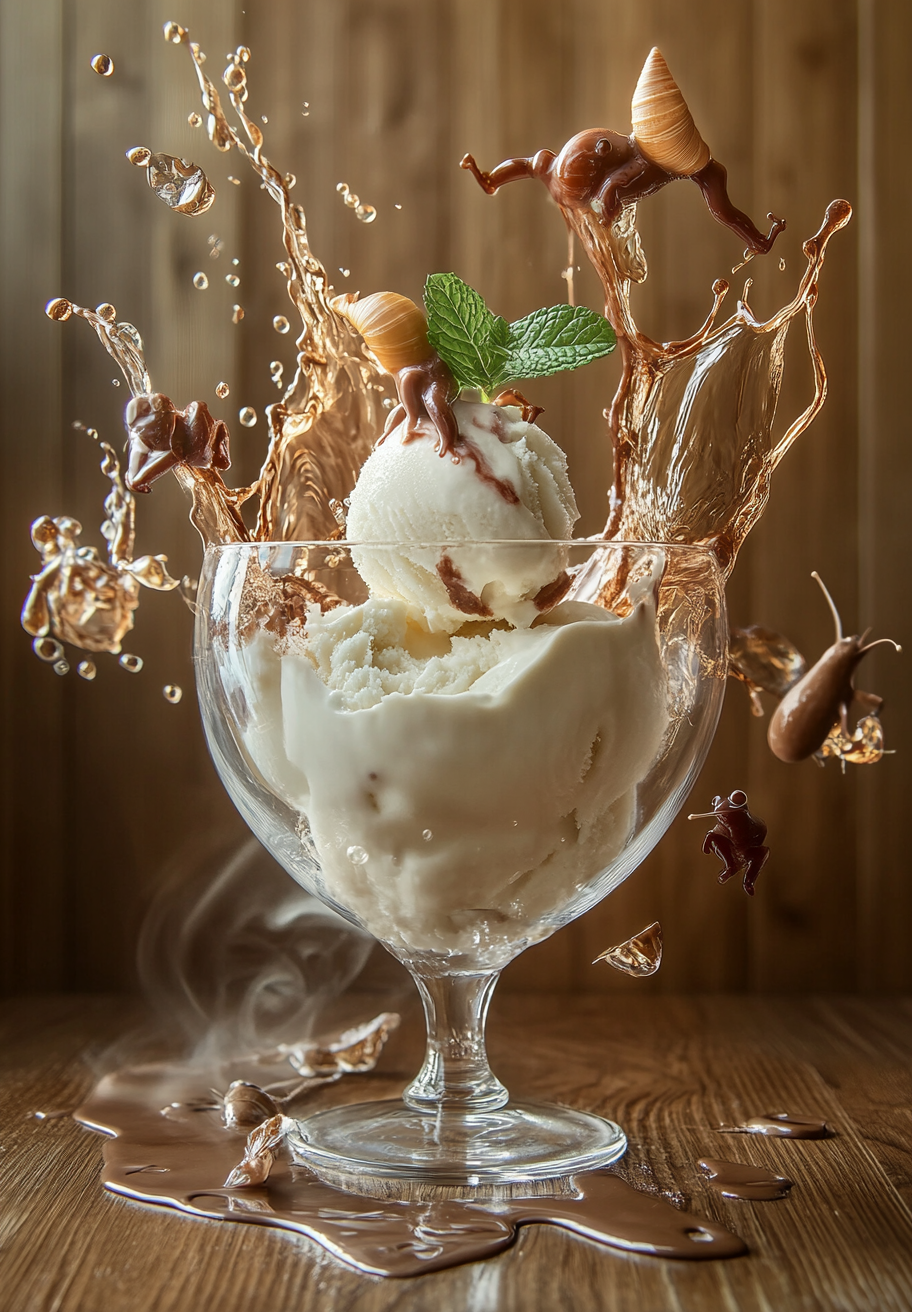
top-left (689, 791), bottom-right (769, 896)
top-left (698, 1158), bottom-right (793, 1201)
top-left (75, 1061), bottom-right (746, 1277)
top-left (719, 1113), bottom-right (833, 1139)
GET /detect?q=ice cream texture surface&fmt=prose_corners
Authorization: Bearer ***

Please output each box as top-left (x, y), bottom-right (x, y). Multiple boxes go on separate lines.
top-left (346, 396), bottom-right (579, 633)
top-left (227, 577), bottom-right (668, 957)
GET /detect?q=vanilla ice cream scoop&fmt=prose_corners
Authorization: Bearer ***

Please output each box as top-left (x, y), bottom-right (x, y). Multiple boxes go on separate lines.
top-left (346, 397), bottom-right (579, 632)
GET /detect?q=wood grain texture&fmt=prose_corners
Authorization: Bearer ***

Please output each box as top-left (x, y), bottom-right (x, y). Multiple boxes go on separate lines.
top-left (2, 994), bottom-right (912, 1310)
top-left (1, 0), bottom-right (910, 993)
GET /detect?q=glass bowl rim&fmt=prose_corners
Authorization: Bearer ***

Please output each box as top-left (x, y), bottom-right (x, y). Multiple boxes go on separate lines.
top-left (203, 539), bottom-right (723, 559)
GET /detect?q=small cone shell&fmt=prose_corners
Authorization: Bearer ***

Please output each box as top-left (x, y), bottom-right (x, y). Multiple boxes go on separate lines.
top-left (631, 48), bottom-right (710, 177)
top-left (332, 291), bottom-right (432, 372)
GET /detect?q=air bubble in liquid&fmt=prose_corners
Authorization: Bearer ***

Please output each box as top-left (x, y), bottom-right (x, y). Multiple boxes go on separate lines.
top-left (239, 407), bottom-right (257, 427)
top-left (192, 271), bottom-right (209, 290)
top-left (91, 54), bottom-right (114, 77)
top-left (163, 684), bottom-right (183, 704)
top-left (215, 381), bottom-right (230, 399)
top-left (273, 315), bottom-right (290, 334)
top-left (119, 653), bottom-right (143, 673)
top-left (77, 661), bottom-right (96, 681)
top-left (33, 636), bottom-right (63, 663)
top-left (231, 304), bottom-right (245, 324)
top-left (346, 845), bottom-right (369, 866)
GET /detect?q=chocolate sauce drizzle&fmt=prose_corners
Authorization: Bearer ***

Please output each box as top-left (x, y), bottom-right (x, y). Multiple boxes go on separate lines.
top-left (74, 1062), bottom-right (746, 1277)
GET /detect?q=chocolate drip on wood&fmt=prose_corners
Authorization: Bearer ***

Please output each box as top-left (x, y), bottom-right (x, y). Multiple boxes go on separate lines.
top-left (720, 1113), bottom-right (833, 1139)
top-left (699, 1158), bottom-right (793, 1201)
top-left (74, 1061), bottom-right (746, 1278)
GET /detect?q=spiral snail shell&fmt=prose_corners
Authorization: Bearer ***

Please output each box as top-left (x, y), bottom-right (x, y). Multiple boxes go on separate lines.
top-left (631, 47), bottom-right (711, 178)
top-left (332, 291), bottom-right (433, 372)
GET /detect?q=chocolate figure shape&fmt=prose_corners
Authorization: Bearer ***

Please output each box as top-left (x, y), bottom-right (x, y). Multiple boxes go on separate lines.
top-left (461, 49), bottom-right (784, 257)
top-left (767, 573), bottom-right (900, 764)
top-left (689, 791), bottom-right (769, 896)
top-left (125, 392), bottom-right (230, 493)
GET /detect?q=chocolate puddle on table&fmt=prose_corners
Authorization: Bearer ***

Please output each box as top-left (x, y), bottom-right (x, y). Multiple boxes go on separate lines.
top-left (74, 1062), bottom-right (746, 1277)
top-left (698, 1158), bottom-right (794, 1201)
top-left (719, 1113), bottom-right (834, 1139)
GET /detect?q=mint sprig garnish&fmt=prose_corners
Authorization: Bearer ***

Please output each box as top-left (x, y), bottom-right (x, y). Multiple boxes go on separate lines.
top-left (423, 272), bottom-right (615, 396)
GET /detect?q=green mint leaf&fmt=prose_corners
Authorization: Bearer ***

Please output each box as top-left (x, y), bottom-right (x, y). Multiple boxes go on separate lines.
top-left (423, 273), bottom-right (508, 392)
top-left (495, 304), bottom-right (616, 384)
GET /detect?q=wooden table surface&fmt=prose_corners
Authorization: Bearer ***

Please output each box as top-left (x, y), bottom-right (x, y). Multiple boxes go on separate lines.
top-left (2, 994), bottom-right (912, 1311)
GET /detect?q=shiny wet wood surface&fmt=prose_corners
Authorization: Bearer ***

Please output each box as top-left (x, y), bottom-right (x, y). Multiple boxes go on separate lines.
top-left (2, 994), bottom-right (912, 1310)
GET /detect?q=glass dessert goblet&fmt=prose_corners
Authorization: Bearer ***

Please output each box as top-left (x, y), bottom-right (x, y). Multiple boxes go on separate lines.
top-left (196, 540), bottom-right (727, 1187)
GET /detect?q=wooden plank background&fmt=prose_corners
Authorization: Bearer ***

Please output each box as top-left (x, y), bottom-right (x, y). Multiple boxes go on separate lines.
top-left (1, 0), bottom-right (909, 997)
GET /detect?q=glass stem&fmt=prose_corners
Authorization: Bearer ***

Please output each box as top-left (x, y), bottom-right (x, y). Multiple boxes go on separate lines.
top-left (403, 970), bottom-right (509, 1113)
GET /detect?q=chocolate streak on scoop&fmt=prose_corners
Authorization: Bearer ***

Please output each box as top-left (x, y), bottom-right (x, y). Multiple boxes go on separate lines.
top-left (720, 1113), bottom-right (833, 1139)
top-left (699, 1158), bottom-right (793, 1201)
top-left (75, 1062), bottom-right (745, 1276)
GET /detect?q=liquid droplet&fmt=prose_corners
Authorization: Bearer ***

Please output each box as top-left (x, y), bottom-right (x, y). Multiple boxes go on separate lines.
top-left (192, 271), bottom-right (209, 290)
top-left (231, 257), bottom-right (239, 266)
top-left (239, 407), bottom-right (257, 427)
top-left (126, 145), bottom-right (151, 168)
top-left (45, 297), bottom-right (72, 322)
top-left (237, 46), bottom-right (251, 63)
top-left (231, 304), bottom-right (245, 324)
top-left (224, 63), bottom-right (246, 93)
top-left (163, 21), bottom-right (187, 44)
top-left (53, 660), bottom-right (69, 676)
top-left (119, 653), bottom-right (143, 674)
top-left (163, 684), bottom-right (183, 704)
top-left (146, 153), bottom-right (215, 216)
top-left (91, 53), bottom-right (114, 77)
top-left (273, 315), bottom-right (290, 334)
top-left (779, 257), bottom-right (787, 271)
top-left (394, 203), bottom-right (402, 210)
top-left (338, 267), bottom-right (350, 278)
top-left (381, 397), bottom-right (395, 410)
top-left (225, 273), bottom-right (240, 287)
top-left (188, 112), bottom-right (202, 128)
top-left (227, 175), bottom-right (241, 186)
top-left (111, 378), bottom-right (120, 387)
top-left (422, 829), bottom-right (433, 842)
top-left (356, 204), bottom-right (377, 224)
top-left (260, 115), bottom-right (268, 125)
top-left (95, 303), bottom-right (117, 322)
top-left (33, 636), bottom-right (64, 663)
top-left (346, 845), bottom-right (369, 866)
top-left (215, 381), bottom-right (230, 399)
top-left (593, 921), bottom-right (663, 978)
top-left (77, 660), bottom-right (97, 681)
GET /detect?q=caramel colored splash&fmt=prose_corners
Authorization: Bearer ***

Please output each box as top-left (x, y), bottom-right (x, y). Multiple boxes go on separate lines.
top-left (729, 625), bottom-right (807, 717)
top-left (75, 1059), bottom-right (745, 1276)
top-left (21, 436), bottom-right (179, 655)
top-left (463, 49), bottom-right (850, 578)
top-left (593, 921), bottom-right (662, 976)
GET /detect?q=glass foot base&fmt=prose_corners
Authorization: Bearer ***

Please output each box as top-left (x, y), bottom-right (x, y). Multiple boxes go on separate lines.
top-left (288, 1099), bottom-right (626, 1190)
